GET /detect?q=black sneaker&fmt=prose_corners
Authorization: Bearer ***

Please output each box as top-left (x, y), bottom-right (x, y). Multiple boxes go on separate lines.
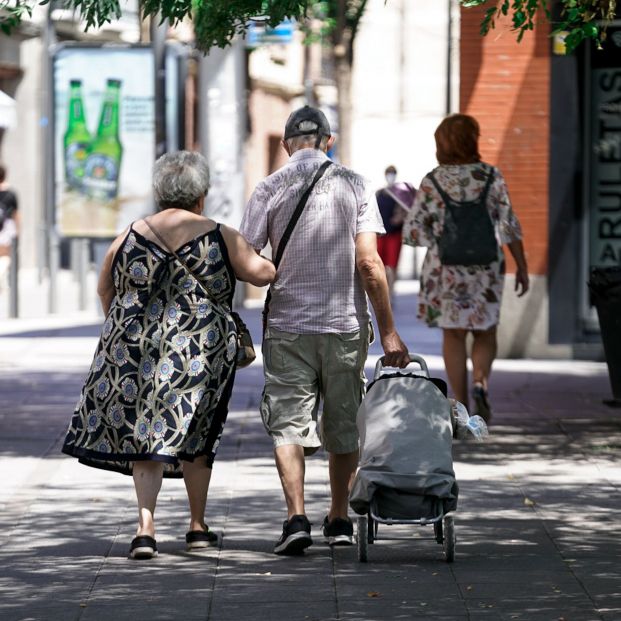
top-left (274, 514), bottom-right (313, 555)
top-left (322, 515), bottom-right (354, 546)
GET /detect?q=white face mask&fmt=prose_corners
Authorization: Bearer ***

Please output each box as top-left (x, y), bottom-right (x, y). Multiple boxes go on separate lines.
top-left (385, 173), bottom-right (396, 185)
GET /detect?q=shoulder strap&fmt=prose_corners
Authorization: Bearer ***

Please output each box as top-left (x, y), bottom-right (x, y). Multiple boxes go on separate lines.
top-left (429, 169), bottom-right (495, 206)
top-left (479, 169), bottom-right (495, 205)
top-left (383, 187), bottom-right (413, 212)
top-left (272, 160), bottom-right (332, 269)
top-left (427, 172), bottom-right (454, 205)
top-left (143, 218), bottom-right (219, 306)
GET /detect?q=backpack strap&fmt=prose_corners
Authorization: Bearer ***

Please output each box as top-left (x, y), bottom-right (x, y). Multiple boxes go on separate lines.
top-left (479, 168), bottom-right (495, 206)
top-left (428, 168), bottom-right (495, 206)
top-left (427, 172), bottom-right (453, 205)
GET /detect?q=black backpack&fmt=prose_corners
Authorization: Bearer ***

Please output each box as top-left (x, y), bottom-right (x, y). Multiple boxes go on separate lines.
top-left (428, 169), bottom-right (498, 266)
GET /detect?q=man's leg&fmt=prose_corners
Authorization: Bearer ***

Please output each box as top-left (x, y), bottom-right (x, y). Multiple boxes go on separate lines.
top-left (320, 329), bottom-right (368, 546)
top-left (274, 444), bottom-right (306, 518)
top-left (262, 331), bottom-right (320, 555)
top-left (328, 450), bottom-right (359, 520)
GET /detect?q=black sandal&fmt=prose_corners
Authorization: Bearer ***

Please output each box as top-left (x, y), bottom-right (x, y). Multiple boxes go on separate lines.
top-left (186, 526), bottom-right (219, 550)
top-left (129, 535), bottom-right (158, 559)
top-left (472, 383), bottom-right (492, 423)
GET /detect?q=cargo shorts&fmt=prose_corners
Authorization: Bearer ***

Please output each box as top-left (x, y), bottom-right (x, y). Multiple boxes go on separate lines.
top-left (260, 326), bottom-right (370, 455)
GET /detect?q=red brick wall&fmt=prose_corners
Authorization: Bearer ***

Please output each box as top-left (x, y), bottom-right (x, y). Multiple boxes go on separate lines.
top-left (460, 7), bottom-right (550, 275)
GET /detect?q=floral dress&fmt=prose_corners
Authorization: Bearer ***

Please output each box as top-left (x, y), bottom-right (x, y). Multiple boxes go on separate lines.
top-left (62, 223), bottom-right (238, 477)
top-left (403, 163), bottom-right (523, 330)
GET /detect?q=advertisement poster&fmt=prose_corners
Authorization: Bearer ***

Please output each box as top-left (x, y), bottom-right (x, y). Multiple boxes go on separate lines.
top-left (589, 26), bottom-right (621, 268)
top-left (54, 46), bottom-right (155, 237)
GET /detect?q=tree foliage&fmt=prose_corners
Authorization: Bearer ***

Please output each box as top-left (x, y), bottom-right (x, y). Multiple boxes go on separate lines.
top-left (462, 0), bottom-right (617, 52)
top-left (0, 0), bottom-right (616, 53)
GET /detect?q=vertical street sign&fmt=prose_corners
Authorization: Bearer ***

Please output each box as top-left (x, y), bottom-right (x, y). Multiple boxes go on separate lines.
top-left (589, 25), bottom-right (621, 269)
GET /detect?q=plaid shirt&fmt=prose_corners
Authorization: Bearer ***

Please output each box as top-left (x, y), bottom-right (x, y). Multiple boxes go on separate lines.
top-left (240, 149), bottom-right (385, 334)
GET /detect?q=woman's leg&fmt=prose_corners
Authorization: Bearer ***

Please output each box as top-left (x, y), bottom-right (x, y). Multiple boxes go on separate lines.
top-left (442, 328), bottom-right (469, 406)
top-left (182, 455), bottom-right (212, 532)
top-left (132, 461), bottom-right (165, 537)
top-left (471, 327), bottom-right (497, 390)
top-left (471, 327), bottom-right (497, 421)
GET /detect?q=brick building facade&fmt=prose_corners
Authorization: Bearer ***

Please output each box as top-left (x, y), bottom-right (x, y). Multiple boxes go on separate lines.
top-left (459, 6), bottom-right (619, 359)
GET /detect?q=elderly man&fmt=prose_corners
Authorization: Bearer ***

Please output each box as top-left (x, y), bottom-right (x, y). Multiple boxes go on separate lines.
top-left (240, 106), bottom-right (409, 555)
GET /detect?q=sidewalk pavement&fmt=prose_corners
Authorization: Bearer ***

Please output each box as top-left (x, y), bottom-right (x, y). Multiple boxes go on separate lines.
top-left (1, 284), bottom-right (620, 621)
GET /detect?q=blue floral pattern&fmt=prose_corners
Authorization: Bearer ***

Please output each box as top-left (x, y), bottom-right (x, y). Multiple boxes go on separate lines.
top-left (62, 224), bottom-right (237, 477)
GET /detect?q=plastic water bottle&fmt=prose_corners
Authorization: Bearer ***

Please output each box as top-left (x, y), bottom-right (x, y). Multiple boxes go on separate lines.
top-left (450, 400), bottom-right (470, 439)
top-left (466, 414), bottom-right (489, 441)
top-left (449, 399), bottom-right (489, 441)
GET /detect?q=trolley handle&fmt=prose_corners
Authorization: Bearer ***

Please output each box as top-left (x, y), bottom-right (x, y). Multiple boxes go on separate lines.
top-left (373, 352), bottom-right (429, 381)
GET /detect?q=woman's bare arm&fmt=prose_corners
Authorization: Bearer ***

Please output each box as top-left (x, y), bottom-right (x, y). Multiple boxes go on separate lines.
top-left (220, 224), bottom-right (276, 286)
top-left (96, 229), bottom-right (128, 315)
top-left (507, 239), bottom-right (529, 297)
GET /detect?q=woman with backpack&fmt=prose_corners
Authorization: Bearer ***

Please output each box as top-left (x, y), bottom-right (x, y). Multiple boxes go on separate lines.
top-left (403, 114), bottom-right (529, 422)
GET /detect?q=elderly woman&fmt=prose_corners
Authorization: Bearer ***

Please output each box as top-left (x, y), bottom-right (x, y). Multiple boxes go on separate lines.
top-left (403, 114), bottom-right (529, 422)
top-left (62, 151), bottom-right (275, 559)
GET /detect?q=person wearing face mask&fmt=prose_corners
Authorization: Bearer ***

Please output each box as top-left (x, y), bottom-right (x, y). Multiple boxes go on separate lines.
top-left (376, 166), bottom-right (417, 298)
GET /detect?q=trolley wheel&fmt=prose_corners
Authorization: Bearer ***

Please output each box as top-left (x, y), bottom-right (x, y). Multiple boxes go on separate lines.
top-left (443, 515), bottom-right (455, 563)
top-left (357, 516), bottom-right (368, 562)
top-left (368, 513), bottom-right (377, 544)
top-left (434, 519), bottom-right (443, 544)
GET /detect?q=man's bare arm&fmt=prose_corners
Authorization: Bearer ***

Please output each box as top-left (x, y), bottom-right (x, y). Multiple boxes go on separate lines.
top-left (355, 232), bottom-right (409, 368)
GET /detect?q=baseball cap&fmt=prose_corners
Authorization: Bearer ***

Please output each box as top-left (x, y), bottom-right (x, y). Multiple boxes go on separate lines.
top-left (284, 105), bottom-right (331, 140)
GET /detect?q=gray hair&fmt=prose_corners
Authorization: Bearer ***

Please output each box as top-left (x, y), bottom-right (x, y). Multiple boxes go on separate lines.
top-left (153, 151), bottom-right (210, 211)
top-left (285, 120), bottom-right (329, 152)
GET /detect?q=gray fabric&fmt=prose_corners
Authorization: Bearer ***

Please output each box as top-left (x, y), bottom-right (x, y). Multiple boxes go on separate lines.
top-left (349, 373), bottom-right (458, 517)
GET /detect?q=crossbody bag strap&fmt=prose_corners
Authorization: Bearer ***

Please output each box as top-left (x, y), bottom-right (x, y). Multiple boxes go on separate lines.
top-left (272, 160), bottom-right (332, 269)
top-left (143, 218), bottom-right (220, 307)
top-left (262, 159), bottom-right (333, 333)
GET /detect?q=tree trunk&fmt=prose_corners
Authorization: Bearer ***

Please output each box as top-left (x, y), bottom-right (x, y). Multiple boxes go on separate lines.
top-left (334, 53), bottom-right (353, 166)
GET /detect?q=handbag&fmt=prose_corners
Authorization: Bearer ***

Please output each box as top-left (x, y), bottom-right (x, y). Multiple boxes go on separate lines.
top-left (262, 159), bottom-right (333, 332)
top-left (428, 170), bottom-right (498, 266)
top-left (143, 219), bottom-right (256, 369)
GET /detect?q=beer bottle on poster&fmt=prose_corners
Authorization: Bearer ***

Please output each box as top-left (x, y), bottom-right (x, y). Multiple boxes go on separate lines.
top-left (83, 79), bottom-right (123, 201)
top-left (63, 79), bottom-right (91, 191)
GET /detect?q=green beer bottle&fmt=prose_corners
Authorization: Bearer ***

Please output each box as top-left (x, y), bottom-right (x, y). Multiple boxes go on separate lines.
top-left (63, 79), bottom-right (91, 191)
top-left (83, 79), bottom-right (123, 201)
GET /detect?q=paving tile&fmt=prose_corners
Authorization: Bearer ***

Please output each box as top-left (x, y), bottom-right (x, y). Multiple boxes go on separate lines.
top-left (0, 300), bottom-right (619, 621)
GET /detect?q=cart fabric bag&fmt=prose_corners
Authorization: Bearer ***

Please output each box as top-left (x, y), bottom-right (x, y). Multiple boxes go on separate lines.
top-left (350, 373), bottom-right (458, 518)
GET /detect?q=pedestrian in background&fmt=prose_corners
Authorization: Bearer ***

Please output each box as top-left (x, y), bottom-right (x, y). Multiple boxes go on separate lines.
top-left (0, 164), bottom-right (19, 292)
top-left (376, 165), bottom-right (416, 298)
top-left (62, 151), bottom-right (275, 559)
top-left (240, 106), bottom-right (409, 556)
top-left (403, 114), bottom-right (528, 422)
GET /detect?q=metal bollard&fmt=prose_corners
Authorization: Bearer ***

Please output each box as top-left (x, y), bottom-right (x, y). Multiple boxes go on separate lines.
top-left (9, 236), bottom-right (18, 318)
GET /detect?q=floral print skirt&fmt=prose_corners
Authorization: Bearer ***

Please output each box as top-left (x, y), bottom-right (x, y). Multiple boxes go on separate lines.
top-left (418, 248), bottom-right (506, 331)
